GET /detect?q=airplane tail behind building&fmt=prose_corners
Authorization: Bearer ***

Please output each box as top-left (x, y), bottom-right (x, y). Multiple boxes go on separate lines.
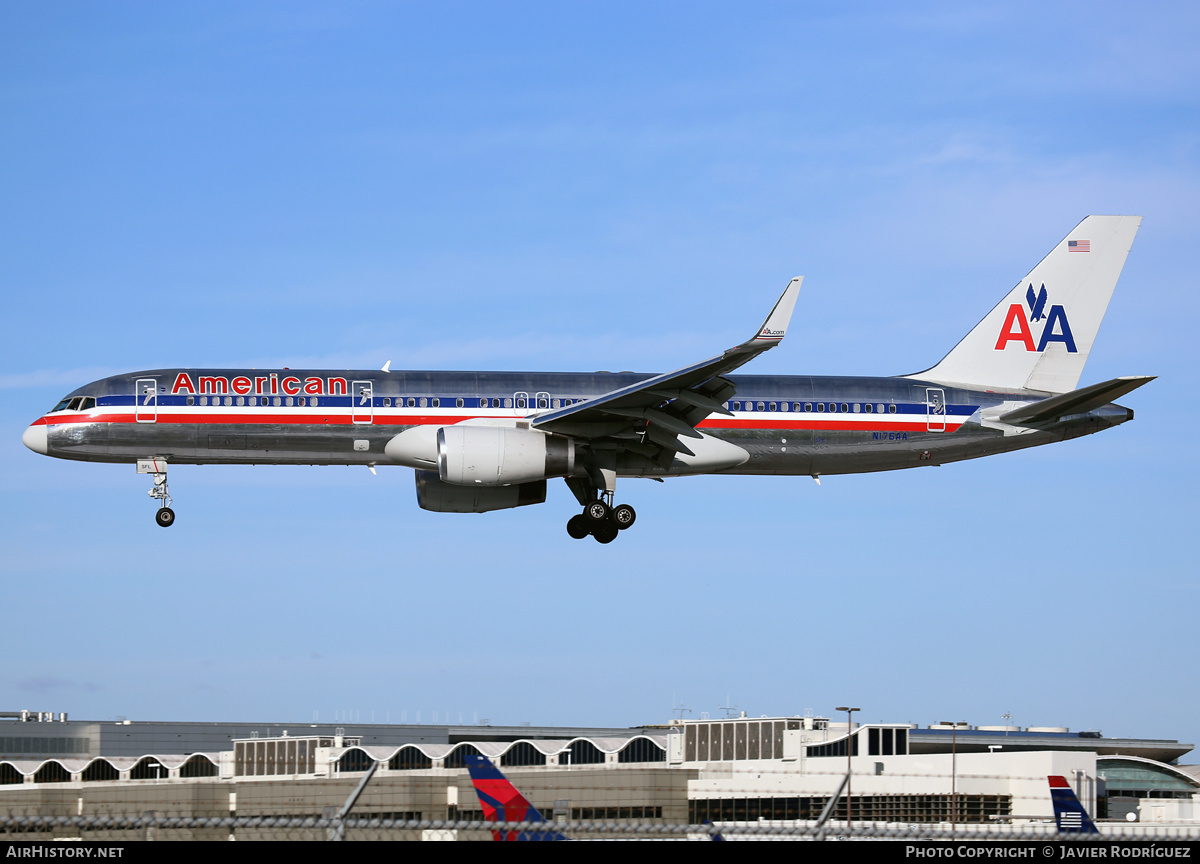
top-left (464, 754), bottom-right (566, 841)
top-left (913, 215), bottom-right (1141, 393)
top-left (1048, 775), bottom-right (1100, 835)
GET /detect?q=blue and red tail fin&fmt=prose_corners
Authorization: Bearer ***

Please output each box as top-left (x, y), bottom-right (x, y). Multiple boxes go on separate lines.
top-left (464, 754), bottom-right (566, 841)
top-left (1048, 775), bottom-right (1100, 834)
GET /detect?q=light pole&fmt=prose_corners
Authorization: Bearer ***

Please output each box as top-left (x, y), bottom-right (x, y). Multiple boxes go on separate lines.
top-left (836, 706), bottom-right (859, 832)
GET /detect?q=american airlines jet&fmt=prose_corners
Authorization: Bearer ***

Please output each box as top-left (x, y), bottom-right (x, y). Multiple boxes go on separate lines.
top-left (23, 216), bottom-right (1149, 543)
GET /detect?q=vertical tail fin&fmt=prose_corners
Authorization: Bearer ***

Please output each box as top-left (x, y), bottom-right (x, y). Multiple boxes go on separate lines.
top-left (1049, 775), bottom-right (1100, 834)
top-left (464, 754), bottom-right (566, 841)
top-left (913, 216), bottom-right (1141, 393)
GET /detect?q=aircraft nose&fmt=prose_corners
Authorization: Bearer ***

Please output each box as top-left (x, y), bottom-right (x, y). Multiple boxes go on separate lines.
top-left (22, 423), bottom-right (48, 455)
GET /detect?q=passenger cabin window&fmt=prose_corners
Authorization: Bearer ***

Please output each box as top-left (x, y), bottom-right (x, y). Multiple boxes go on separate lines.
top-left (432, 398), bottom-right (440, 408)
top-left (888, 404), bottom-right (897, 414)
top-left (456, 398), bottom-right (464, 408)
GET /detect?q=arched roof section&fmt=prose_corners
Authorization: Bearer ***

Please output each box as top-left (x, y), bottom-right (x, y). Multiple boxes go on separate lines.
top-left (34, 761), bottom-right (71, 783)
top-left (500, 742), bottom-right (547, 767)
top-left (389, 746), bottom-right (433, 771)
top-left (1098, 756), bottom-right (1200, 794)
top-left (0, 763), bottom-right (22, 784)
top-left (335, 747), bottom-right (376, 772)
top-left (618, 735), bottom-right (668, 763)
top-left (559, 739), bottom-right (606, 765)
top-left (81, 759), bottom-right (120, 782)
top-left (179, 754), bottom-right (218, 778)
top-left (444, 743), bottom-right (494, 769)
top-left (129, 756), bottom-right (170, 780)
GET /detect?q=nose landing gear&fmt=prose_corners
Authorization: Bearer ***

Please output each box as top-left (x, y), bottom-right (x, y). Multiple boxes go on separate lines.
top-left (138, 459), bottom-right (175, 528)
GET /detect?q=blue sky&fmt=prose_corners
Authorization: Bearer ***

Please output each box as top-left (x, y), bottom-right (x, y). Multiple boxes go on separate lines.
top-left (2, 2), bottom-right (1197, 750)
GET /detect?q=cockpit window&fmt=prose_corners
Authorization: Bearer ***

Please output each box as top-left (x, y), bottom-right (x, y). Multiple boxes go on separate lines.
top-left (67, 397), bottom-right (83, 411)
top-left (51, 398), bottom-right (72, 412)
top-left (80, 397), bottom-right (95, 410)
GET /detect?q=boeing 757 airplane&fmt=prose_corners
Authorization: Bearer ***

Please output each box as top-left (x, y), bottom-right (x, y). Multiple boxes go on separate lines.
top-left (23, 216), bottom-right (1150, 543)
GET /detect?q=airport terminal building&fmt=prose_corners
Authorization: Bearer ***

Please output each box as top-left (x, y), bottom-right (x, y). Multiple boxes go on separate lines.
top-left (1, 710), bottom-right (1196, 840)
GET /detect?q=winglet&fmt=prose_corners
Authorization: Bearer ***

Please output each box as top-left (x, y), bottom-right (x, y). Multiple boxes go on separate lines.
top-left (753, 277), bottom-right (803, 343)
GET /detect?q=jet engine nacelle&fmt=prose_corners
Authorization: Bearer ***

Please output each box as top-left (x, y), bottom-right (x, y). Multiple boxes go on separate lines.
top-left (438, 426), bottom-right (574, 486)
top-left (415, 470), bottom-right (546, 513)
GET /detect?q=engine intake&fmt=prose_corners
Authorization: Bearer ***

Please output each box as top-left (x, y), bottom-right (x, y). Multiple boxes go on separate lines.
top-left (437, 426), bottom-right (574, 486)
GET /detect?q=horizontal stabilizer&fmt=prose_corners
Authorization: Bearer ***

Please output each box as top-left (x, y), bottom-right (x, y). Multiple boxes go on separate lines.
top-left (1000, 375), bottom-right (1154, 427)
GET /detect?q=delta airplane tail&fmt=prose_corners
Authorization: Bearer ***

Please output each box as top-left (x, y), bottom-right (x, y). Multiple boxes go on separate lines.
top-left (914, 215), bottom-right (1141, 393)
top-left (464, 754), bottom-right (566, 841)
top-left (1048, 775), bottom-right (1100, 835)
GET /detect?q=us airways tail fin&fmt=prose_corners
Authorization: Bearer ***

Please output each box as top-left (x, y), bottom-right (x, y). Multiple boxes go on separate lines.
top-left (464, 754), bottom-right (566, 841)
top-left (1048, 775), bottom-right (1100, 835)
top-left (911, 216), bottom-right (1141, 393)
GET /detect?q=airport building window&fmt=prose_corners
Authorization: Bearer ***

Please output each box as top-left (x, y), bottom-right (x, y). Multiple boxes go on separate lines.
top-left (618, 738), bottom-right (666, 763)
top-left (443, 744), bottom-right (484, 769)
top-left (81, 760), bottom-right (119, 782)
top-left (130, 758), bottom-right (167, 781)
top-left (561, 740), bottom-right (605, 765)
top-left (389, 748), bottom-right (432, 771)
top-left (180, 755), bottom-right (218, 778)
top-left (337, 749), bottom-right (374, 773)
top-left (34, 761), bottom-right (70, 783)
top-left (501, 742), bottom-right (546, 767)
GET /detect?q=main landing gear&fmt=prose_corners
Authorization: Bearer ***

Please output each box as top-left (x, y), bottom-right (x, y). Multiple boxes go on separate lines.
top-left (566, 496), bottom-right (636, 544)
top-left (139, 460), bottom-right (175, 528)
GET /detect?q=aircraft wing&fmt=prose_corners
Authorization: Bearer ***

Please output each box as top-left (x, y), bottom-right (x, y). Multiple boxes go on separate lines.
top-left (531, 278), bottom-right (802, 457)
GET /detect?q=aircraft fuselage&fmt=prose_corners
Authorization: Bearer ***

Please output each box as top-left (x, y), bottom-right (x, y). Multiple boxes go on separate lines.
top-left (28, 367), bottom-right (1132, 477)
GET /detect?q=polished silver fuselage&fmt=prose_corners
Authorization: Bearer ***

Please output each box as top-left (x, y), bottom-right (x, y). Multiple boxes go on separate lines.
top-left (30, 368), bottom-right (1134, 478)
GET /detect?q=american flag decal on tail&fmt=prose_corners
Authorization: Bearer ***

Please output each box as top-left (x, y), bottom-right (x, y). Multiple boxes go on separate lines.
top-left (1068, 239), bottom-right (1090, 252)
